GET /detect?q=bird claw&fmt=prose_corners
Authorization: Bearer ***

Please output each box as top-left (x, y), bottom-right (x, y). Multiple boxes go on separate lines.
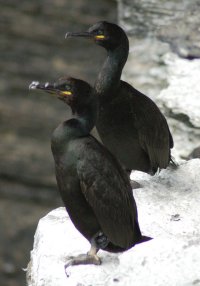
top-left (64, 253), bottom-right (101, 277)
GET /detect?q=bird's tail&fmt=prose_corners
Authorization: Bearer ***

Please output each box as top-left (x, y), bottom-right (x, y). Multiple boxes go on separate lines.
top-left (104, 242), bottom-right (127, 253)
top-left (170, 155), bottom-right (178, 169)
top-left (136, 235), bottom-right (152, 244)
top-left (104, 235), bottom-right (152, 253)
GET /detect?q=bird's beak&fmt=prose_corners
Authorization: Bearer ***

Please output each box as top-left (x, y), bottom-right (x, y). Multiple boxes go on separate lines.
top-left (29, 81), bottom-right (57, 95)
top-left (29, 81), bottom-right (73, 98)
top-left (65, 31), bottom-right (92, 39)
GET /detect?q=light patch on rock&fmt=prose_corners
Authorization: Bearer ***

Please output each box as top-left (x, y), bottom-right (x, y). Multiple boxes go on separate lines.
top-left (158, 53), bottom-right (200, 128)
top-left (27, 159), bottom-right (200, 286)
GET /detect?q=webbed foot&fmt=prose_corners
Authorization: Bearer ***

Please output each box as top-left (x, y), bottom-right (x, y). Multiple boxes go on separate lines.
top-left (64, 253), bottom-right (101, 277)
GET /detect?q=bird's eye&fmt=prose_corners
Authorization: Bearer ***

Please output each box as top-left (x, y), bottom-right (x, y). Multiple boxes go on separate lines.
top-left (65, 85), bottom-right (70, 90)
top-left (98, 30), bottom-right (104, 35)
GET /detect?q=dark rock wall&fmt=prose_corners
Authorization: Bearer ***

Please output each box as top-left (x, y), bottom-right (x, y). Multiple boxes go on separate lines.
top-left (0, 1), bottom-right (117, 285)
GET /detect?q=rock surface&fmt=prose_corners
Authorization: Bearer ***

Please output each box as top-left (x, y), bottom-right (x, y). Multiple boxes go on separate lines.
top-left (27, 159), bottom-right (200, 286)
top-left (118, 0), bottom-right (200, 59)
top-left (158, 54), bottom-right (200, 128)
top-left (118, 0), bottom-right (200, 161)
top-left (2, 0), bottom-right (200, 285)
top-left (157, 54), bottom-right (200, 160)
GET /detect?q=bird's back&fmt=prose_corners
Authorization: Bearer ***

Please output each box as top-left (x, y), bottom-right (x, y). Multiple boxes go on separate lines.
top-left (51, 123), bottom-right (142, 249)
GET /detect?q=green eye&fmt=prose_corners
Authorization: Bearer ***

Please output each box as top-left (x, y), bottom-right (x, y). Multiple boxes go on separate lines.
top-left (98, 30), bottom-right (104, 35)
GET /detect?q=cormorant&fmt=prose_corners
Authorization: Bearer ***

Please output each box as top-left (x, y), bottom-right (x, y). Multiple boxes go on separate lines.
top-left (29, 77), bottom-right (144, 269)
top-left (66, 21), bottom-right (174, 174)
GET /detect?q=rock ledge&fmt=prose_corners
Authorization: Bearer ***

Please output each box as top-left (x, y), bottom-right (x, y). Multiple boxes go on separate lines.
top-left (27, 159), bottom-right (200, 286)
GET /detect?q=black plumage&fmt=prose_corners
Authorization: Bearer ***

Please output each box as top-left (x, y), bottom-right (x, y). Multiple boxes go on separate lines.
top-left (29, 78), bottom-right (144, 268)
top-left (66, 21), bottom-right (174, 174)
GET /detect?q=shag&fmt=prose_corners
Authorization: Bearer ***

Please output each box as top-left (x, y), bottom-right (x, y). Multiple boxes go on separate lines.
top-left (29, 78), bottom-right (145, 270)
top-left (66, 21), bottom-right (174, 174)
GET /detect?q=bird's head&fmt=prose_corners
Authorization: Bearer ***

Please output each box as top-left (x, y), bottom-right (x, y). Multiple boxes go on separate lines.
top-left (66, 21), bottom-right (128, 51)
top-left (29, 77), bottom-right (94, 114)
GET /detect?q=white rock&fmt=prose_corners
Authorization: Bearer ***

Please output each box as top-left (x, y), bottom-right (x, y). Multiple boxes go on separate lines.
top-left (123, 47), bottom-right (200, 160)
top-left (118, 0), bottom-right (200, 161)
top-left (166, 117), bottom-right (200, 160)
top-left (122, 38), bottom-right (170, 99)
top-left (158, 53), bottom-right (200, 128)
top-left (155, 53), bottom-right (200, 160)
top-left (27, 159), bottom-right (200, 286)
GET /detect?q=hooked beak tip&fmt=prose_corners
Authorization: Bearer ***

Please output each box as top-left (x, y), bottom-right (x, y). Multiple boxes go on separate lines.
top-left (65, 32), bottom-right (71, 39)
top-left (29, 81), bottom-right (39, 90)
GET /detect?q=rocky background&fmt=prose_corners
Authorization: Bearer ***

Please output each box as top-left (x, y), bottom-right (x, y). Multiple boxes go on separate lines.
top-left (0, 1), bottom-right (116, 286)
top-left (118, 0), bottom-right (200, 159)
top-left (1, 0), bottom-right (200, 285)
top-left (27, 159), bottom-right (200, 286)
top-left (27, 0), bottom-right (200, 277)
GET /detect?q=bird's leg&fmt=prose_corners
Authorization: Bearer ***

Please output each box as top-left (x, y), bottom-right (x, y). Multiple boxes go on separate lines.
top-left (65, 232), bottom-right (105, 277)
top-left (93, 231), bottom-right (109, 249)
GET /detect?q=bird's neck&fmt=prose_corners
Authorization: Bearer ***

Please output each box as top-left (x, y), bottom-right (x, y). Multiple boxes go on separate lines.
top-left (51, 104), bottom-right (96, 153)
top-left (95, 40), bottom-right (129, 97)
top-left (72, 104), bottom-right (97, 137)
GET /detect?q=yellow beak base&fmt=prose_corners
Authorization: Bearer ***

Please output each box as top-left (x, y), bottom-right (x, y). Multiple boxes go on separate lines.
top-left (95, 35), bottom-right (105, 40)
top-left (61, 91), bottom-right (72, 96)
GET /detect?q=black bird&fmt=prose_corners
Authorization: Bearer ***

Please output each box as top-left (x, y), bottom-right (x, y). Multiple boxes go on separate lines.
top-left (29, 77), bottom-right (144, 269)
top-left (66, 21), bottom-right (174, 174)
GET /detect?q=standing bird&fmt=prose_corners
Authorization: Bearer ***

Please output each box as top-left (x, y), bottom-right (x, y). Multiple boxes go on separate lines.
top-left (29, 77), bottom-right (144, 269)
top-left (66, 21), bottom-right (174, 174)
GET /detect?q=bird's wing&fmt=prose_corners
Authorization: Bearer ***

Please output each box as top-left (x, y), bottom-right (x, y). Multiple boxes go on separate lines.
top-left (139, 108), bottom-right (170, 169)
top-left (168, 125), bottom-right (174, 148)
top-left (77, 137), bottom-right (141, 249)
top-left (128, 85), bottom-right (172, 170)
